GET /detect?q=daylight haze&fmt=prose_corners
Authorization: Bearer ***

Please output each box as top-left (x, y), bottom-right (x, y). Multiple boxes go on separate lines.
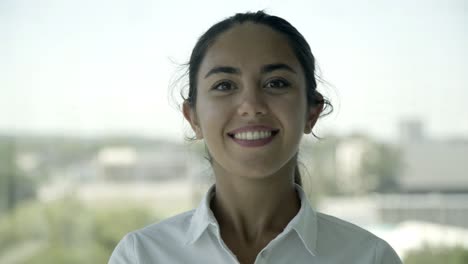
top-left (1, 0), bottom-right (467, 142)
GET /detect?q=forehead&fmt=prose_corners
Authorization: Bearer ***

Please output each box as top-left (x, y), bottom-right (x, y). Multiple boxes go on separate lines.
top-left (200, 23), bottom-right (301, 75)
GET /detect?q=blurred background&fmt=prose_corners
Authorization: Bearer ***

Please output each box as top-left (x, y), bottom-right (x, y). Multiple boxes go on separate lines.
top-left (1, 0), bottom-right (467, 263)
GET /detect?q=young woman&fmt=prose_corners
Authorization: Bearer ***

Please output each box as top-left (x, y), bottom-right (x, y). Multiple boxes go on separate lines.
top-left (109, 11), bottom-right (402, 264)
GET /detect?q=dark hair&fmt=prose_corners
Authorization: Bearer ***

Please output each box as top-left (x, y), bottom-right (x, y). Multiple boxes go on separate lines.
top-left (182, 10), bottom-right (333, 186)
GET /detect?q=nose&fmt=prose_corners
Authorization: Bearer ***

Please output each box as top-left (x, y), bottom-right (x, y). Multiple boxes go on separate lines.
top-left (237, 86), bottom-right (268, 117)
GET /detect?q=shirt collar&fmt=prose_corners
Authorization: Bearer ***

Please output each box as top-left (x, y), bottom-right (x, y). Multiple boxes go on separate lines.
top-left (185, 184), bottom-right (318, 256)
top-left (287, 184), bottom-right (318, 256)
top-left (185, 184), bottom-right (218, 245)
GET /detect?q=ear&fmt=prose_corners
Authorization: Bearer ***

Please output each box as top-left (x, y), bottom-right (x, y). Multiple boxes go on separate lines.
top-left (183, 101), bottom-right (203, 139)
top-left (304, 92), bottom-right (324, 134)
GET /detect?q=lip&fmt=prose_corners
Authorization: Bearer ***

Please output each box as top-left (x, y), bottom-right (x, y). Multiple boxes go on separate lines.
top-left (227, 125), bottom-right (280, 136)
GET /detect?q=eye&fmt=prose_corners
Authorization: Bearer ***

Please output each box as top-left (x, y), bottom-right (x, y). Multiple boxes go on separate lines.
top-left (264, 78), bottom-right (290, 89)
top-left (212, 81), bottom-right (235, 91)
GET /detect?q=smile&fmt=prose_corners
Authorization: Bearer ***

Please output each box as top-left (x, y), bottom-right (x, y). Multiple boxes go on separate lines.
top-left (227, 130), bottom-right (279, 147)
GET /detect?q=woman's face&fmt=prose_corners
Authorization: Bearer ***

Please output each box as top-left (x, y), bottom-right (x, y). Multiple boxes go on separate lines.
top-left (184, 23), bottom-right (321, 180)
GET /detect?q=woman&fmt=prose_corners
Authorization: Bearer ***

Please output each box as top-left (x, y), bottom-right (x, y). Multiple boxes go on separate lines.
top-left (109, 11), bottom-right (402, 264)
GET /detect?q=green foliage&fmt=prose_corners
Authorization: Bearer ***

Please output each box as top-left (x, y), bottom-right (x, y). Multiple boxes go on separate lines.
top-left (0, 138), bottom-right (38, 212)
top-left (0, 198), bottom-right (157, 263)
top-left (360, 142), bottom-right (402, 193)
top-left (404, 245), bottom-right (468, 264)
top-left (0, 201), bottom-right (48, 251)
top-left (22, 244), bottom-right (109, 264)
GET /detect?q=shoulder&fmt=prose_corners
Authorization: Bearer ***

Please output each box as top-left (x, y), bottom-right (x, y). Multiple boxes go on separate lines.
top-left (315, 212), bottom-right (402, 264)
top-left (133, 209), bottom-right (195, 242)
top-left (109, 209), bottom-right (196, 264)
top-left (316, 211), bottom-right (378, 241)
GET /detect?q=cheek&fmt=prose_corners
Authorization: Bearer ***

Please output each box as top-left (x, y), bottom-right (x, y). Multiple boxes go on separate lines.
top-left (196, 98), bottom-right (230, 133)
top-left (274, 97), bottom-right (307, 131)
top-left (284, 108), bottom-right (305, 128)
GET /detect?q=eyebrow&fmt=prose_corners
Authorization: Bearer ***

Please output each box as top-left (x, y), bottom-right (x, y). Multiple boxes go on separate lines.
top-left (204, 63), bottom-right (296, 78)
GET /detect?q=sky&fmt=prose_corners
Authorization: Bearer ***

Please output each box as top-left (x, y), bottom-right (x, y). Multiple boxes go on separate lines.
top-left (1, 0), bottom-right (467, 143)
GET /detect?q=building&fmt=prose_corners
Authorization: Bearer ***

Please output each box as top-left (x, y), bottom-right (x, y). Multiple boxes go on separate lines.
top-left (397, 119), bottom-right (468, 193)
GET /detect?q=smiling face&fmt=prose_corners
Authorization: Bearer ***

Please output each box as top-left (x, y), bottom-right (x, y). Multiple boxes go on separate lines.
top-left (184, 23), bottom-right (321, 180)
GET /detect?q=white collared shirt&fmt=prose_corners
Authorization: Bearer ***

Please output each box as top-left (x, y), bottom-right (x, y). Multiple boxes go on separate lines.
top-left (109, 184), bottom-right (402, 264)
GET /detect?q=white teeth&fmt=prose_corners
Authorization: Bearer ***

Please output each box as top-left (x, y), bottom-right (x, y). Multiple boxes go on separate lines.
top-left (233, 131), bottom-right (273, 140)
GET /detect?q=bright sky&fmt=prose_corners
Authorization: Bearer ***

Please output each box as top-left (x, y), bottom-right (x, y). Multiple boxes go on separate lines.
top-left (1, 0), bottom-right (467, 143)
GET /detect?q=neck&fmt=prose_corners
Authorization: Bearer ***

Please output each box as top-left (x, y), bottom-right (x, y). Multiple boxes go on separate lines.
top-left (210, 162), bottom-right (301, 245)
